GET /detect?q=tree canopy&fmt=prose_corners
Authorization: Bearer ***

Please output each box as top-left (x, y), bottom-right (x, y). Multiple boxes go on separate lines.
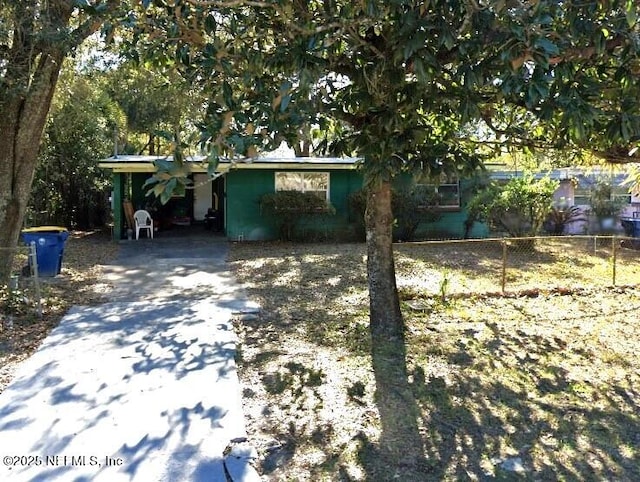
top-left (29, 64), bottom-right (118, 229)
top-left (125, 2), bottom-right (640, 464)
top-left (128, 0), bottom-right (640, 323)
top-left (467, 174), bottom-right (558, 239)
top-left (0, 0), bottom-right (124, 282)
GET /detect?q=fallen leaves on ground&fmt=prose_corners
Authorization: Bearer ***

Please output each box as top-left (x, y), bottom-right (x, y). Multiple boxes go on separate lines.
top-left (230, 241), bottom-right (640, 481)
top-left (0, 230), bottom-right (118, 393)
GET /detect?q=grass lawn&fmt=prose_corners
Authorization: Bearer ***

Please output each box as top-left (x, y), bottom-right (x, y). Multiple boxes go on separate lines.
top-left (229, 240), bottom-right (640, 481)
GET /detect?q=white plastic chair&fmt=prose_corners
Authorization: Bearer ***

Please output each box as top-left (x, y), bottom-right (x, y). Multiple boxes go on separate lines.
top-left (133, 210), bottom-right (154, 240)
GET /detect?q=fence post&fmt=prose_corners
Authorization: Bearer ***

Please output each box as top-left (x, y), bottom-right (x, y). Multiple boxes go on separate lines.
top-left (501, 239), bottom-right (508, 293)
top-left (612, 235), bottom-right (617, 287)
top-left (29, 242), bottom-right (42, 318)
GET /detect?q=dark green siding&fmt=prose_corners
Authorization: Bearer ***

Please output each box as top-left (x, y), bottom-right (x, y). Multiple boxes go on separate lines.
top-left (111, 173), bottom-right (124, 240)
top-left (110, 167), bottom-right (487, 241)
top-left (225, 170), bottom-right (277, 240)
top-left (225, 169), bottom-right (363, 241)
top-left (131, 173), bottom-right (151, 211)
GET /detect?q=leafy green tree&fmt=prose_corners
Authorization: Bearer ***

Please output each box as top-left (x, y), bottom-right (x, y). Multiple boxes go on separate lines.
top-left (130, 0), bottom-right (640, 336)
top-left (29, 65), bottom-right (119, 229)
top-left (0, 0), bottom-right (123, 283)
top-left (103, 60), bottom-right (204, 155)
top-left (129, 2), bottom-right (640, 465)
top-left (0, 1), bottom-right (200, 281)
top-left (467, 175), bottom-right (558, 240)
top-left (589, 180), bottom-right (626, 219)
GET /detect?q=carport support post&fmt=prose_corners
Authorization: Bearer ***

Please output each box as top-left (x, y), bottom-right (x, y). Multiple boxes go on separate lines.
top-left (612, 235), bottom-right (617, 286)
top-left (112, 173), bottom-right (124, 241)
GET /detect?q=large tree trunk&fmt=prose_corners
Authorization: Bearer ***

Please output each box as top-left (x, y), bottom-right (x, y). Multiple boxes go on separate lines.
top-left (0, 1), bottom-right (112, 285)
top-left (0, 59), bottom-right (65, 284)
top-left (365, 178), bottom-right (403, 339)
top-left (364, 177), bottom-right (427, 471)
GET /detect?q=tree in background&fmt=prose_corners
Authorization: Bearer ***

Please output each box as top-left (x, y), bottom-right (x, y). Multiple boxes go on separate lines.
top-left (0, 1), bottom-right (206, 283)
top-left (29, 64), bottom-right (121, 229)
top-left (589, 179), bottom-right (627, 232)
top-left (103, 60), bottom-right (205, 155)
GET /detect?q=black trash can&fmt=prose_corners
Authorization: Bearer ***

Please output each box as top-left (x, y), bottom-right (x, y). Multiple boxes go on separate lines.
top-left (21, 227), bottom-right (70, 277)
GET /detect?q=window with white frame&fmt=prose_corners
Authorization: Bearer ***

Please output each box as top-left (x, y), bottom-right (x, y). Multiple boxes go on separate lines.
top-left (573, 186), bottom-right (590, 206)
top-left (612, 186), bottom-right (632, 205)
top-left (275, 172), bottom-right (330, 200)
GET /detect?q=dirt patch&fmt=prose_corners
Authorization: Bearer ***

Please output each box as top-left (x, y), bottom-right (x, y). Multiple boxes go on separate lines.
top-left (0, 230), bottom-right (118, 393)
top-left (230, 241), bottom-right (640, 480)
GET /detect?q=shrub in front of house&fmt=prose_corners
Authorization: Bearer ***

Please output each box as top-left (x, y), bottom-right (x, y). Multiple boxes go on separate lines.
top-left (260, 190), bottom-right (335, 241)
top-left (588, 181), bottom-right (626, 233)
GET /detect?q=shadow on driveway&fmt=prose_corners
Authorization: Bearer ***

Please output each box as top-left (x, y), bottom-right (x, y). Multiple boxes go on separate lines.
top-left (0, 238), bottom-right (258, 481)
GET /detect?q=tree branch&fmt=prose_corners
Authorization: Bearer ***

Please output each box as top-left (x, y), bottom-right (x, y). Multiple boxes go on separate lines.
top-left (511, 36), bottom-right (627, 69)
top-left (184, 0), bottom-right (275, 7)
top-left (68, 0), bottom-right (121, 48)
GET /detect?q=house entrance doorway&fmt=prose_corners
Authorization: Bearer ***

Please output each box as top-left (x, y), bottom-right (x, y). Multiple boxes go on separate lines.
top-left (193, 173), bottom-right (225, 232)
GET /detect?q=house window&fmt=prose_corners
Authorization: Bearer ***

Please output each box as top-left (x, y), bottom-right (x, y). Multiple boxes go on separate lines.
top-left (275, 172), bottom-right (330, 200)
top-left (573, 187), bottom-right (590, 206)
top-left (612, 186), bottom-right (631, 205)
top-left (574, 185), bottom-right (631, 206)
top-left (418, 174), bottom-right (461, 210)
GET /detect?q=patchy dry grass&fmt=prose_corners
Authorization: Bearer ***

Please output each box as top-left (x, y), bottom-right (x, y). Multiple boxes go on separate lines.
top-left (0, 230), bottom-right (118, 393)
top-left (394, 236), bottom-right (640, 296)
top-left (230, 240), bottom-right (640, 481)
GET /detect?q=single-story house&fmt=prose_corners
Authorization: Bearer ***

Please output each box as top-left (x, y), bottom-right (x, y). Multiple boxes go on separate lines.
top-left (99, 154), bottom-right (367, 241)
top-left (98, 154), bottom-right (490, 241)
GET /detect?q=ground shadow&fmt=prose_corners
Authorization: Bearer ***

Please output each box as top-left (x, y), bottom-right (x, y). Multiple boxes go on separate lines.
top-left (0, 300), bottom-right (240, 481)
top-left (231, 241), bottom-right (640, 480)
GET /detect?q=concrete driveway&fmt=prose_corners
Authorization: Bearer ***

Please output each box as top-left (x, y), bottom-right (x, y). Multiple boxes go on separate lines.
top-left (0, 235), bottom-right (260, 481)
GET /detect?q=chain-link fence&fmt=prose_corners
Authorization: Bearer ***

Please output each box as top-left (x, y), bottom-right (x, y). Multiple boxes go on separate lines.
top-left (1, 243), bottom-right (42, 321)
top-left (395, 235), bottom-right (640, 297)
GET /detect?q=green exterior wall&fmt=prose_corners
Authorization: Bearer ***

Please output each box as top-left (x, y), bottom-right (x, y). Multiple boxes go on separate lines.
top-left (131, 173), bottom-right (150, 211)
top-left (224, 168), bottom-right (487, 241)
top-left (225, 169), bottom-right (363, 241)
top-left (108, 167), bottom-right (488, 241)
top-left (111, 173), bottom-right (124, 241)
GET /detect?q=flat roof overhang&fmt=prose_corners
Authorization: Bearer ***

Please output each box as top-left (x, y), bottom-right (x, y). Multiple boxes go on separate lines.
top-left (98, 156), bottom-right (360, 173)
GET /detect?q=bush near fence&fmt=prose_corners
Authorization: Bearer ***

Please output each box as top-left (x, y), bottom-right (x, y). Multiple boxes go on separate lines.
top-left (395, 235), bottom-right (640, 297)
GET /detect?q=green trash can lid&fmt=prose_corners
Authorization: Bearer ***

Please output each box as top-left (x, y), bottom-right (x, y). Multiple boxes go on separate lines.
top-left (22, 226), bottom-right (68, 233)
